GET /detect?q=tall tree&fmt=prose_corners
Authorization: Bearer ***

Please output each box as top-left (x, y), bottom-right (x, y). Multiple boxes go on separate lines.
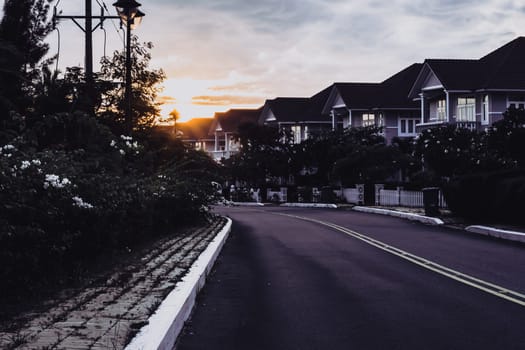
top-left (99, 36), bottom-right (166, 134)
top-left (0, 0), bottom-right (53, 118)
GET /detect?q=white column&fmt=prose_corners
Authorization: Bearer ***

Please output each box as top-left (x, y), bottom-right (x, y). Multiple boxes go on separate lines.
top-left (420, 93), bottom-right (425, 125)
top-left (214, 132), bottom-right (218, 152)
top-left (330, 110), bottom-right (335, 130)
top-left (446, 90), bottom-right (450, 122)
top-left (224, 133), bottom-right (229, 151)
top-left (348, 109), bottom-right (352, 128)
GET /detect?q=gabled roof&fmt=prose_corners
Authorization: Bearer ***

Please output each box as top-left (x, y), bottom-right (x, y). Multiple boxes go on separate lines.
top-left (378, 63), bottom-right (423, 109)
top-left (177, 118), bottom-right (214, 140)
top-left (322, 63), bottom-right (422, 113)
top-left (210, 108), bottom-right (262, 135)
top-left (425, 59), bottom-right (482, 91)
top-left (409, 37), bottom-right (525, 97)
top-left (332, 82), bottom-right (382, 110)
top-left (259, 88), bottom-right (332, 124)
top-left (480, 36), bottom-right (525, 89)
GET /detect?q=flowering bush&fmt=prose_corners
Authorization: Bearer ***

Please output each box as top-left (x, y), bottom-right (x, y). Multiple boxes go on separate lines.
top-left (0, 113), bottom-right (220, 300)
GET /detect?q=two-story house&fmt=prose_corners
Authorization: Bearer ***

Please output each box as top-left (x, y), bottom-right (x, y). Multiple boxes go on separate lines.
top-left (409, 37), bottom-right (525, 132)
top-left (322, 63), bottom-right (423, 143)
top-left (258, 86), bottom-right (336, 144)
top-left (208, 108), bottom-right (262, 160)
top-left (176, 118), bottom-right (215, 153)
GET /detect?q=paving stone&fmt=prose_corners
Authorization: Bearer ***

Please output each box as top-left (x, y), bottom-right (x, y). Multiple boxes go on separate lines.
top-left (0, 218), bottom-right (225, 349)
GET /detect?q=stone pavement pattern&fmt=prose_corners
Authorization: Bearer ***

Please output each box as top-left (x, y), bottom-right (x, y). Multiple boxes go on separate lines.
top-left (0, 217), bottom-right (226, 350)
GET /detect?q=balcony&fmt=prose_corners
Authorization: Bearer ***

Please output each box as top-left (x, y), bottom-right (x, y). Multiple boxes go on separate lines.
top-left (208, 150), bottom-right (238, 161)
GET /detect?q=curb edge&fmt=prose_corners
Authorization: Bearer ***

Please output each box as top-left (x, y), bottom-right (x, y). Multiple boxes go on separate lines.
top-left (124, 218), bottom-right (233, 350)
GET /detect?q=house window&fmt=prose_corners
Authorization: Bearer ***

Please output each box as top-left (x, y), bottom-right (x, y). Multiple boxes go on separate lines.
top-left (481, 95), bottom-right (489, 125)
top-left (507, 95), bottom-right (525, 109)
top-left (457, 97), bottom-right (476, 122)
top-left (291, 125), bottom-right (302, 144)
top-left (362, 114), bottom-right (375, 127)
top-left (377, 114), bottom-right (385, 128)
top-left (399, 118), bottom-right (418, 136)
top-left (436, 99), bottom-right (446, 121)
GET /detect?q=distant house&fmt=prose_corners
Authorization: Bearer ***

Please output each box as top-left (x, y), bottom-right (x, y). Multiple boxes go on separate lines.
top-left (409, 37), bottom-right (525, 132)
top-left (208, 108), bottom-right (262, 160)
top-left (176, 118), bottom-right (215, 153)
top-left (258, 87), bottom-right (335, 144)
top-left (322, 63), bottom-right (423, 143)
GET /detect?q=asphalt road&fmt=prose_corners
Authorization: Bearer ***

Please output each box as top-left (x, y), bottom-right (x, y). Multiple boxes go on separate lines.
top-left (175, 206), bottom-right (525, 350)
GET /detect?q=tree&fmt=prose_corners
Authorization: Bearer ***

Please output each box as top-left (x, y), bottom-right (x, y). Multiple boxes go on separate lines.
top-left (99, 36), bottom-right (166, 134)
top-left (0, 0), bottom-right (53, 118)
top-left (224, 123), bottom-right (292, 187)
top-left (485, 106), bottom-right (525, 166)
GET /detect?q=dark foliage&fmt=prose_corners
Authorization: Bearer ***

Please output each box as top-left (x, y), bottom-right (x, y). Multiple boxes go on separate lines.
top-left (443, 168), bottom-right (525, 224)
top-left (0, 115), bottom-right (220, 301)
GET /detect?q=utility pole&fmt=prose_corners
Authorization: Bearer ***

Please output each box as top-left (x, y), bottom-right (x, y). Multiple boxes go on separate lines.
top-left (53, 0), bottom-right (119, 112)
top-left (85, 0), bottom-right (93, 87)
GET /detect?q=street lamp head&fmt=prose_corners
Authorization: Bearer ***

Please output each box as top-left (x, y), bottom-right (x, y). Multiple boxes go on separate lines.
top-left (130, 9), bottom-right (145, 29)
top-left (113, 0), bottom-right (142, 20)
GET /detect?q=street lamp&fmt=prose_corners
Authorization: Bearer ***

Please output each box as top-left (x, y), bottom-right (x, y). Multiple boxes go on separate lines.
top-left (112, 0), bottom-right (144, 134)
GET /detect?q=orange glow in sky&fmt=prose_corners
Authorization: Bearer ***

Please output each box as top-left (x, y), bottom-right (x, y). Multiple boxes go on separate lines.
top-left (158, 77), bottom-right (265, 123)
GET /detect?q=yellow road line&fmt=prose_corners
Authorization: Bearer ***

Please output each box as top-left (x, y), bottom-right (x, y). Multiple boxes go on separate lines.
top-left (277, 212), bottom-right (525, 308)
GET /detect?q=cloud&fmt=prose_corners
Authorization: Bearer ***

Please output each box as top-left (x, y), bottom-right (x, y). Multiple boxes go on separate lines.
top-left (157, 95), bottom-right (177, 104)
top-left (13, 0), bottom-right (525, 119)
top-left (192, 95), bottom-right (265, 106)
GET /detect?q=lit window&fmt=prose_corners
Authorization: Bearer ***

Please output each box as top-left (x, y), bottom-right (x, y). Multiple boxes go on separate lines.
top-left (291, 125), bottom-right (302, 144)
top-left (436, 100), bottom-right (446, 121)
top-left (362, 114), bottom-right (375, 127)
top-left (457, 97), bottom-right (475, 121)
top-left (482, 95), bottom-right (489, 125)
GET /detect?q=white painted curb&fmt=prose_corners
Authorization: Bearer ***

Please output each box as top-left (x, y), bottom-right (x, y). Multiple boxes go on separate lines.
top-left (466, 225), bottom-right (525, 243)
top-left (281, 203), bottom-right (338, 209)
top-left (353, 206), bottom-right (444, 225)
top-left (232, 202), bottom-right (265, 206)
top-left (125, 218), bottom-right (233, 350)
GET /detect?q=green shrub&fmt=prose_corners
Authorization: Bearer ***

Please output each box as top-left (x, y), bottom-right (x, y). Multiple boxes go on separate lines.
top-left (443, 168), bottom-right (525, 224)
top-left (0, 113), bottom-right (219, 300)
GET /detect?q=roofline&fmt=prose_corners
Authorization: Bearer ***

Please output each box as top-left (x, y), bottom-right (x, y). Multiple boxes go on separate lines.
top-left (268, 121), bottom-right (334, 125)
top-left (372, 107), bottom-right (421, 111)
top-left (475, 88), bottom-right (525, 92)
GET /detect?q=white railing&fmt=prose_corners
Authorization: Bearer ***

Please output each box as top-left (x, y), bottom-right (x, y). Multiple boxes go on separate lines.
top-left (377, 188), bottom-right (447, 208)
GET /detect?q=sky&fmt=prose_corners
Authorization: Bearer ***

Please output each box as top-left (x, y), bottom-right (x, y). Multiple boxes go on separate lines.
top-left (1, 0), bottom-right (525, 121)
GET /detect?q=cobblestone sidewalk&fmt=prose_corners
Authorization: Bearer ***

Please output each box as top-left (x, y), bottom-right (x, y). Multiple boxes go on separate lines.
top-left (0, 217), bottom-right (227, 350)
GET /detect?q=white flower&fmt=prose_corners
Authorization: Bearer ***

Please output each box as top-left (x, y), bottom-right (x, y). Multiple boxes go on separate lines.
top-left (119, 149), bottom-right (125, 155)
top-left (120, 135), bottom-right (132, 141)
top-left (3, 145), bottom-right (15, 151)
top-left (20, 160), bottom-right (31, 170)
top-left (72, 196), bottom-right (94, 209)
top-left (32, 159), bottom-right (41, 166)
top-left (110, 140), bottom-right (117, 147)
top-left (44, 174), bottom-right (72, 189)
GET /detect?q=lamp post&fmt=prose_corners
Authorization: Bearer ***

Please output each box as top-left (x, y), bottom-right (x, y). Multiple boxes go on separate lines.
top-left (112, 0), bottom-right (144, 134)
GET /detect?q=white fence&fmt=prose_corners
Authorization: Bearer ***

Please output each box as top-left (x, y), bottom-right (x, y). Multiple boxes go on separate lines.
top-left (376, 188), bottom-right (447, 208)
